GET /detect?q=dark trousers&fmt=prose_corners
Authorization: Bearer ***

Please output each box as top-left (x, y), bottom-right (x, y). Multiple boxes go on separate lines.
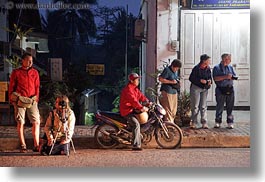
top-left (41, 141), bottom-right (70, 155)
top-left (215, 92), bottom-right (235, 124)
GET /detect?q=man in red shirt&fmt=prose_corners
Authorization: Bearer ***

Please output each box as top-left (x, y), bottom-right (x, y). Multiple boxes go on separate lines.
top-left (9, 53), bottom-right (40, 153)
top-left (119, 73), bottom-right (150, 150)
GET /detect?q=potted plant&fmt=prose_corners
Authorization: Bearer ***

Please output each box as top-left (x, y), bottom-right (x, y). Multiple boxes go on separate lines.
top-left (175, 90), bottom-right (191, 127)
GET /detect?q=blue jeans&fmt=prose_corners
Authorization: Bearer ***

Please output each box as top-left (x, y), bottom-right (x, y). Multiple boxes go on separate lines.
top-left (215, 88), bottom-right (235, 124)
top-left (125, 114), bottom-right (141, 148)
top-left (190, 84), bottom-right (208, 124)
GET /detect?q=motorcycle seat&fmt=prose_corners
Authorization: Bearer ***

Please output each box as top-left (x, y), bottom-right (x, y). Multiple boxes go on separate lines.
top-left (99, 111), bottom-right (128, 124)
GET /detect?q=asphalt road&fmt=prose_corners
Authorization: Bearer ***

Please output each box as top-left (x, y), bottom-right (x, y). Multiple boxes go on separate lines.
top-left (0, 148), bottom-right (250, 167)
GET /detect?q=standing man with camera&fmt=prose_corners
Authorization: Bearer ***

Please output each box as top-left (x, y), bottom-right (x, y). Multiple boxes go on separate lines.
top-left (213, 53), bottom-right (237, 129)
top-left (42, 95), bottom-right (76, 155)
top-left (158, 59), bottom-right (182, 123)
top-left (9, 53), bottom-right (40, 153)
top-left (189, 54), bottom-right (212, 129)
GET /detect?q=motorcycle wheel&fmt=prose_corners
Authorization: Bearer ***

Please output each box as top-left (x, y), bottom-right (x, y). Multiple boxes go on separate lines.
top-left (155, 122), bottom-right (183, 149)
top-left (94, 124), bottom-right (119, 149)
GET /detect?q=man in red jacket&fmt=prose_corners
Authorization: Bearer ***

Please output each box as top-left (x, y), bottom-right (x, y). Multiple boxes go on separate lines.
top-left (120, 73), bottom-right (150, 150)
top-left (9, 53), bottom-right (40, 153)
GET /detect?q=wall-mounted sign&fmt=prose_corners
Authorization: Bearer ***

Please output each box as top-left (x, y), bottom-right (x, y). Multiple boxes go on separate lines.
top-left (191, 0), bottom-right (250, 9)
top-left (134, 19), bottom-right (145, 39)
top-left (49, 58), bottom-right (62, 81)
top-left (86, 64), bottom-right (105, 75)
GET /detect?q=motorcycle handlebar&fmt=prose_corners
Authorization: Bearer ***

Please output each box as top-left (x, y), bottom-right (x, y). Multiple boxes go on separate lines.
top-left (146, 102), bottom-right (157, 111)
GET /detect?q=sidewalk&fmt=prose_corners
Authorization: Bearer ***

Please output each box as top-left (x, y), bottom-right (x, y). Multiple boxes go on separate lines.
top-left (0, 111), bottom-right (250, 151)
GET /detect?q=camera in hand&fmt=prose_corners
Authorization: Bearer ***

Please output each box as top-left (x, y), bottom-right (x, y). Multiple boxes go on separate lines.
top-left (60, 117), bottom-right (67, 123)
top-left (204, 80), bottom-right (211, 89)
top-left (59, 100), bottom-right (67, 123)
top-left (232, 75), bottom-right (238, 80)
top-left (171, 79), bottom-right (180, 93)
top-left (59, 100), bottom-right (66, 108)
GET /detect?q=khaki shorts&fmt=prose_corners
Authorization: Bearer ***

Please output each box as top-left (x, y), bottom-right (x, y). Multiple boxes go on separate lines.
top-left (13, 101), bottom-right (40, 124)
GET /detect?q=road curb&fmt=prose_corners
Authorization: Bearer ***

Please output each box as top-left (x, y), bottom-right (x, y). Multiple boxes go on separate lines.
top-left (0, 124), bottom-right (250, 151)
top-left (181, 135), bottom-right (250, 148)
top-left (0, 134), bottom-right (250, 151)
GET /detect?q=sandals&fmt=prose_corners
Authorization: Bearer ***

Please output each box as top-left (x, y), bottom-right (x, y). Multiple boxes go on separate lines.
top-left (32, 146), bottom-right (40, 152)
top-left (20, 145), bottom-right (27, 153)
top-left (20, 145), bottom-right (40, 153)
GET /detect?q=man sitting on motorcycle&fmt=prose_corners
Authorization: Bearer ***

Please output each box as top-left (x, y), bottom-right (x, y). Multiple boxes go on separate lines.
top-left (119, 73), bottom-right (151, 151)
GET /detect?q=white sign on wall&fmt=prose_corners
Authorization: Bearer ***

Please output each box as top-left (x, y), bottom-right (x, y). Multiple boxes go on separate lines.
top-left (49, 58), bottom-right (62, 81)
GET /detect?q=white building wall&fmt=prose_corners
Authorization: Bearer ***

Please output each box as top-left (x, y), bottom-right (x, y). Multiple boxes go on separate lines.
top-left (140, 0), bottom-right (158, 94)
top-left (140, 0), bottom-right (180, 98)
top-left (180, 9), bottom-right (250, 106)
top-left (157, 0), bottom-right (179, 70)
top-left (141, 0), bottom-right (250, 106)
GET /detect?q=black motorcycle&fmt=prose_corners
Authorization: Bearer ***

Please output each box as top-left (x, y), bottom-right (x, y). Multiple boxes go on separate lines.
top-left (94, 102), bottom-right (183, 149)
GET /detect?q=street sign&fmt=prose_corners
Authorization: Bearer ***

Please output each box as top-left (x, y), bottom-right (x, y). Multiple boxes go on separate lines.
top-left (86, 64), bottom-right (105, 75)
top-left (191, 0), bottom-right (250, 9)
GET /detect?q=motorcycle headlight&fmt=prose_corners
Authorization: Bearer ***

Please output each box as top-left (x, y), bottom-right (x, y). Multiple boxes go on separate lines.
top-left (156, 104), bottom-right (166, 115)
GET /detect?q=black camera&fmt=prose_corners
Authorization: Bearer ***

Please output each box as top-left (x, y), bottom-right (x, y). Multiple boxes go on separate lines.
top-left (232, 75), bottom-right (238, 80)
top-left (59, 100), bottom-right (66, 108)
top-left (60, 117), bottom-right (67, 123)
top-left (170, 79), bottom-right (180, 93)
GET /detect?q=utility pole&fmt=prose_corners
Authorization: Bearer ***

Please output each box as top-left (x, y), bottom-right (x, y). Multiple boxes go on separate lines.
top-left (125, 4), bottom-right (128, 82)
